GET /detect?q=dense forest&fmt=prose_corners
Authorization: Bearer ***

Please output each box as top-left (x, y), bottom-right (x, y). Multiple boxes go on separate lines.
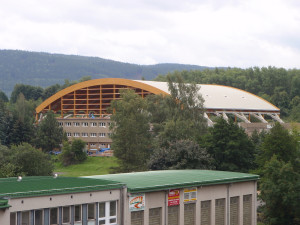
top-left (0, 50), bottom-right (208, 96)
top-left (155, 67), bottom-right (300, 122)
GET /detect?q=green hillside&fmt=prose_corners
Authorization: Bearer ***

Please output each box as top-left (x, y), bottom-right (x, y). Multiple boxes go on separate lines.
top-left (0, 50), bottom-right (208, 96)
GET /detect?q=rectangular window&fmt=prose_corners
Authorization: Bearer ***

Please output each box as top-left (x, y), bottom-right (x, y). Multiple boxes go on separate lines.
top-left (50, 208), bottom-right (58, 225)
top-left (201, 200), bottom-right (211, 225)
top-left (88, 203), bottom-right (96, 224)
top-left (108, 133), bottom-right (112, 137)
top-left (63, 206), bottom-right (70, 224)
top-left (98, 201), bottom-right (117, 225)
top-left (91, 122), bottom-right (97, 127)
top-left (131, 211), bottom-right (144, 225)
top-left (65, 122), bottom-right (72, 127)
top-left (74, 122), bottom-right (80, 127)
top-left (99, 133), bottom-right (106, 137)
top-left (82, 122), bottom-right (89, 127)
top-left (90, 143), bottom-right (96, 147)
top-left (230, 196), bottom-right (239, 225)
top-left (168, 205), bottom-right (179, 225)
top-left (74, 205), bottom-right (81, 225)
top-left (149, 207), bottom-right (162, 225)
top-left (243, 195), bottom-right (252, 225)
top-left (82, 133), bottom-right (88, 137)
top-left (90, 133), bottom-right (97, 137)
top-left (22, 211), bottom-right (30, 225)
top-left (67, 133), bottom-right (72, 137)
top-left (74, 133), bottom-right (80, 137)
top-left (10, 212), bottom-right (16, 225)
top-left (184, 203), bottom-right (195, 225)
top-left (58, 122), bottom-right (63, 127)
top-left (35, 209), bottom-right (43, 225)
top-left (99, 122), bottom-right (106, 127)
top-left (215, 198), bottom-right (225, 225)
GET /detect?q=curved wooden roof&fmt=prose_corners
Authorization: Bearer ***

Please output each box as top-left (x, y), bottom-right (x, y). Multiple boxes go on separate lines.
top-left (36, 78), bottom-right (168, 115)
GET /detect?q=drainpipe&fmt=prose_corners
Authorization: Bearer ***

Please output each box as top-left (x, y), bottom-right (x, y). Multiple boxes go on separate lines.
top-left (227, 184), bottom-right (231, 225)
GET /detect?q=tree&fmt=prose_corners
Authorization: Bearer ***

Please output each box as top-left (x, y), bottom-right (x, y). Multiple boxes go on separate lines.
top-left (35, 111), bottom-right (64, 152)
top-left (0, 90), bottom-right (8, 102)
top-left (110, 90), bottom-right (151, 172)
top-left (11, 143), bottom-right (54, 176)
top-left (0, 143), bottom-right (54, 177)
top-left (148, 140), bottom-right (215, 170)
top-left (147, 75), bottom-right (207, 147)
top-left (256, 122), bottom-right (298, 168)
top-left (257, 123), bottom-right (300, 225)
top-left (59, 139), bottom-right (87, 166)
top-left (260, 156), bottom-right (300, 225)
top-left (203, 117), bottom-right (255, 172)
top-left (10, 84), bottom-right (43, 103)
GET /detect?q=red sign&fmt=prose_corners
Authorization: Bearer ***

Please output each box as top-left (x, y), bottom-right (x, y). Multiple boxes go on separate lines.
top-left (168, 189), bottom-right (180, 206)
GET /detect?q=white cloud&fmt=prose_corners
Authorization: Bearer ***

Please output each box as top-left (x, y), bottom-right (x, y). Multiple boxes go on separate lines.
top-left (0, 0), bottom-right (299, 68)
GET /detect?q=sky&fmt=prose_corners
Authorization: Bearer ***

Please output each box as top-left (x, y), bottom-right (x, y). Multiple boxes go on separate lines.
top-left (0, 0), bottom-right (300, 68)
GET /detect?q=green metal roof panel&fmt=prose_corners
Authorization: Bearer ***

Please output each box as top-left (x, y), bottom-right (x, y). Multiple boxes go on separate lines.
top-left (0, 176), bottom-right (124, 199)
top-left (0, 199), bottom-right (11, 209)
top-left (87, 170), bottom-right (259, 193)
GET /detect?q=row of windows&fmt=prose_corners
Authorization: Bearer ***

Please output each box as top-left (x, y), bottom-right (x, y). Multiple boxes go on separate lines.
top-left (10, 201), bottom-right (117, 225)
top-left (67, 133), bottom-right (111, 138)
top-left (131, 195), bottom-right (252, 225)
top-left (60, 122), bottom-right (111, 127)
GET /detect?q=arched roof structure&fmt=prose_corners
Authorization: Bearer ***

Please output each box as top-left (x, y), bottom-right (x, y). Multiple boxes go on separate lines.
top-left (36, 78), bottom-right (168, 118)
top-left (36, 78), bottom-right (282, 123)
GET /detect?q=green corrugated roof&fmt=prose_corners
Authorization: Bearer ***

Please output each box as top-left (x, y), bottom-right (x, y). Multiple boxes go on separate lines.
top-left (87, 170), bottom-right (259, 193)
top-left (0, 176), bottom-right (124, 199)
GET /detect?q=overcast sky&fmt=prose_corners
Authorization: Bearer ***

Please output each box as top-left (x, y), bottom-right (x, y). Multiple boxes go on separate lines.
top-left (0, 0), bottom-right (299, 68)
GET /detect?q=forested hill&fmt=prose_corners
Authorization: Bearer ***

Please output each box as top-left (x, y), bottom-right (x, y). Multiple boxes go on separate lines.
top-left (0, 50), bottom-right (208, 96)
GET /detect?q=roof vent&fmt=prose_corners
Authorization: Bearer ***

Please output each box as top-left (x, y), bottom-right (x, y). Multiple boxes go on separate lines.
top-left (17, 176), bottom-right (22, 182)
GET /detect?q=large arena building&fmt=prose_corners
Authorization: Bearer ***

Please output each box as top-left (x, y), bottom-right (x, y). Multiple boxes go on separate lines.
top-left (35, 78), bottom-right (282, 153)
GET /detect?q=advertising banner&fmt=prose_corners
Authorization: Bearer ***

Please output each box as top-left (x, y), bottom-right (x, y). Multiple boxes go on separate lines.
top-left (168, 189), bottom-right (180, 206)
top-left (129, 193), bottom-right (145, 211)
top-left (183, 187), bottom-right (197, 203)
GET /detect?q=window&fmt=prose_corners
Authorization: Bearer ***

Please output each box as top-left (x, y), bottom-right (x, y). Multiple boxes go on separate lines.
top-left (90, 143), bottom-right (96, 147)
top-left (65, 122), bottom-right (72, 127)
top-left (50, 208), bottom-right (58, 225)
top-left (74, 133), bottom-right (80, 137)
top-left (131, 211), bottom-right (144, 225)
top-left (74, 205), bottom-right (82, 225)
top-left (168, 206), bottom-right (179, 225)
top-left (74, 122), bottom-right (80, 127)
top-left (90, 133), bottom-right (97, 137)
top-left (67, 133), bottom-right (72, 137)
top-left (99, 133), bottom-right (106, 137)
top-left (35, 209), bottom-right (43, 225)
top-left (215, 198), bottom-right (225, 225)
top-left (98, 201), bottom-right (117, 225)
top-left (230, 197), bottom-right (239, 225)
top-left (22, 211), bottom-right (30, 225)
top-left (201, 200), bottom-right (211, 225)
top-left (58, 122), bottom-right (63, 127)
top-left (10, 212), bottom-right (16, 225)
top-left (82, 133), bottom-right (88, 137)
top-left (99, 122), bottom-right (106, 127)
top-left (91, 122), bottom-right (97, 127)
top-left (88, 203), bottom-right (96, 224)
top-left (184, 203), bottom-right (195, 225)
top-left (108, 133), bottom-right (112, 137)
top-left (63, 206), bottom-right (70, 224)
top-left (243, 195), bottom-right (252, 225)
top-left (82, 122), bottom-right (89, 127)
top-left (149, 207), bottom-right (162, 225)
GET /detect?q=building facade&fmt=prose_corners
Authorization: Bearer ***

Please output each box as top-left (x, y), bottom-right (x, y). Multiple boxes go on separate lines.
top-left (35, 78), bottom-right (283, 151)
top-left (0, 170), bottom-right (259, 225)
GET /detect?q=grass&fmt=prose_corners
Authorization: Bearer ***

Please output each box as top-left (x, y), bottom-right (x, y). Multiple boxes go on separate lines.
top-left (53, 156), bottom-right (119, 177)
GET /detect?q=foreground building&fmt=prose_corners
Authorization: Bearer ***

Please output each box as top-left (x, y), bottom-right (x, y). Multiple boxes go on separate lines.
top-left (35, 78), bottom-right (282, 152)
top-left (0, 170), bottom-right (258, 225)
